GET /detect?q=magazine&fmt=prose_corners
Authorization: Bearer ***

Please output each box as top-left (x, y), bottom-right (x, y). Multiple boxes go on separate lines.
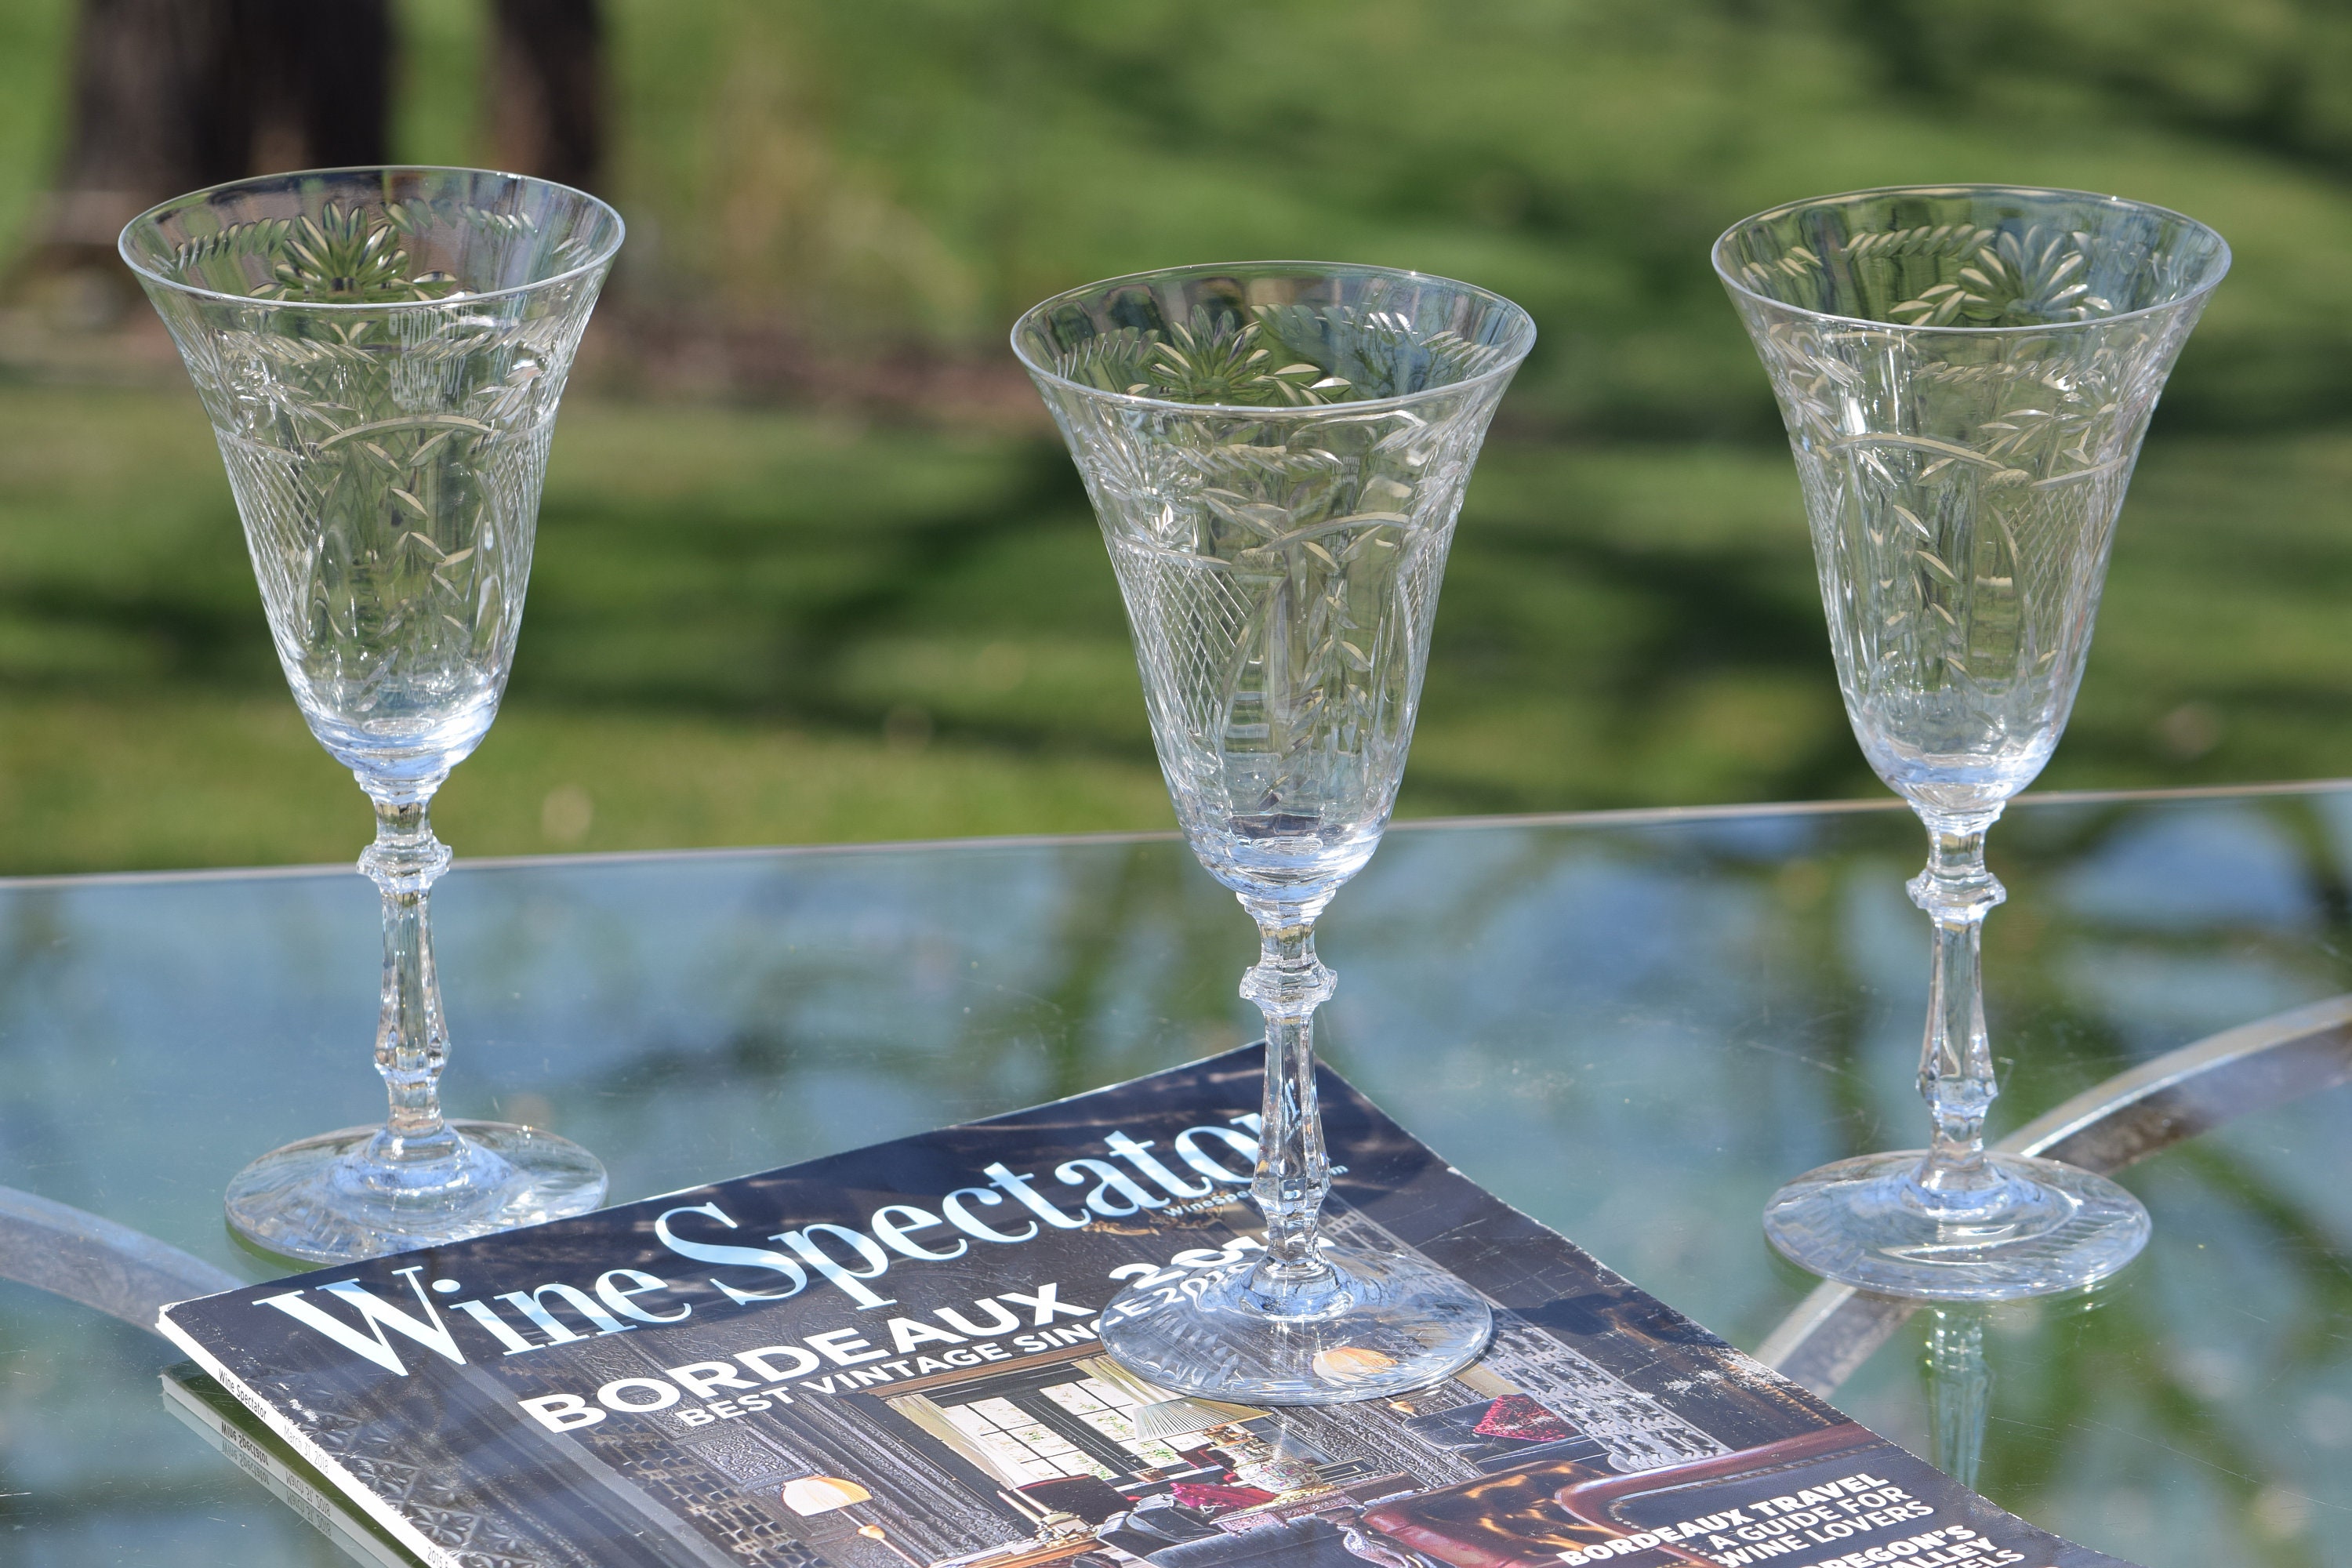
top-left (158, 1046), bottom-right (2136, 1568)
top-left (161, 1363), bottom-right (425, 1568)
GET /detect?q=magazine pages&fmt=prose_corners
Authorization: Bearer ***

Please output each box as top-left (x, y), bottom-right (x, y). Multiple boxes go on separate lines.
top-left (160, 1363), bottom-right (423, 1568)
top-left (158, 1046), bottom-right (2138, 1568)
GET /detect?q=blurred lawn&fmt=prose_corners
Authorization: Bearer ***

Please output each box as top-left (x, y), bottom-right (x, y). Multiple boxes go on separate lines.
top-left (0, 383), bottom-right (2343, 873)
top-left (5, 1), bottom-right (2352, 869)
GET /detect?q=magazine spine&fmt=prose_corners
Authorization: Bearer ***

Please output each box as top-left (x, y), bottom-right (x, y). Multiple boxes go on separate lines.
top-left (158, 1306), bottom-right (463, 1568)
top-left (160, 1374), bottom-right (417, 1568)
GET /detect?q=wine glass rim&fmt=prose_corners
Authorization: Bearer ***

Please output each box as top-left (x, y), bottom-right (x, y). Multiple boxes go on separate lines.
top-left (117, 164), bottom-right (626, 310)
top-left (1010, 259), bottom-right (1537, 416)
top-left (1711, 183), bottom-right (2230, 335)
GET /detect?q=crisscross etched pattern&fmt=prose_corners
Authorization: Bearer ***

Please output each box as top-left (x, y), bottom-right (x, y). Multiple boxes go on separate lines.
top-left (1040, 371), bottom-right (1508, 902)
top-left (1736, 298), bottom-right (2206, 815)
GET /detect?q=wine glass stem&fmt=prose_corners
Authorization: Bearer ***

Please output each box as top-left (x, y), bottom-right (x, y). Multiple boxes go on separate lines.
top-left (1907, 808), bottom-right (2007, 1200)
top-left (1238, 902), bottom-right (1339, 1291)
top-left (361, 795), bottom-right (459, 1162)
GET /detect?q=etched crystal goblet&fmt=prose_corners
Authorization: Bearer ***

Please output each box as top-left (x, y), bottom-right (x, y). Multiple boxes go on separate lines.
top-left (1014, 263), bottom-right (1535, 1400)
top-left (121, 168), bottom-right (622, 1262)
top-left (1716, 186), bottom-right (2228, 1298)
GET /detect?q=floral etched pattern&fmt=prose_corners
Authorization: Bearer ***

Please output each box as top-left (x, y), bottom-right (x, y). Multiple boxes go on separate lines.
top-left (127, 180), bottom-right (612, 791)
top-left (1051, 298), bottom-right (1516, 409)
top-left (1040, 364), bottom-right (1504, 898)
top-left (1718, 191), bottom-right (2226, 814)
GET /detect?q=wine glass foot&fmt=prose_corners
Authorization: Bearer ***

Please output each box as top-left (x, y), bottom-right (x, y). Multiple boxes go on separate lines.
top-left (1098, 1243), bottom-right (1493, 1405)
top-left (224, 1120), bottom-right (607, 1265)
top-left (1762, 1149), bottom-right (2149, 1301)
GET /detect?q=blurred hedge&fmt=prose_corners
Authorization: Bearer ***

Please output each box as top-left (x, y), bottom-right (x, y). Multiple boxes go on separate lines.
top-left (9, 0), bottom-right (2352, 434)
top-left (553, 0), bottom-right (2352, 434)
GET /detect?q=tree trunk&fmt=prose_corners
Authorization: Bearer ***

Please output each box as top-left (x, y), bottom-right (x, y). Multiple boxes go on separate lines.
top-left (238, 0), bottom-right (393, 177)
top-left (31, 0), bottom-right (389, 279)
top-left (45, 0), bottom-right (242, 256)
top-left (23, 0), bottom-right (604, 315)
top-left (490, 0), bottom-right (604, 193)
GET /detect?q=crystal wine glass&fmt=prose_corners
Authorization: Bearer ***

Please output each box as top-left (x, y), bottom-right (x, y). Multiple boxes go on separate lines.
top-left (120, 168), bottom-right (622, 1262)
top-left (1715, 186), bottom-right (2228, 1298)
top-left (1014, 263), bottom-right (1535, 1400)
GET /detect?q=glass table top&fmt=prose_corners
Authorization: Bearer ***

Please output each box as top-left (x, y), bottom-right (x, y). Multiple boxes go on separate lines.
top-left (5, 784), bottom-right (2350, 1566)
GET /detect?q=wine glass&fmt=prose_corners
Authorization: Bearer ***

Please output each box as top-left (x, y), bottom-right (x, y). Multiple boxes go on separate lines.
top-left (1014, 262), bottom-right (1535, 1400)
top-left (120, 168), bottom-right (622, 1262)
top-left (1715, 186), bottom-right (2228, 1298)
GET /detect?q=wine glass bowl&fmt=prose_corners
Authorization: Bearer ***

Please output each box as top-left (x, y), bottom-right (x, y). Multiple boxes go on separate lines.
top-left (122, 168), bottom-right (621, 1262)
top-left (1717, 187), bottom-right (2228, 1298)
top-left (1016, 263), bottom-right (1534, 1399)
top-left (1017, 265), bottom-right (1526, 902)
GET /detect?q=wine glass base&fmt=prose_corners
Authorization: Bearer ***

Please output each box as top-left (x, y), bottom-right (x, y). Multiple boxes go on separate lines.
top-left (1098, 1243), bottom-right (1493, 1405)
top-left (224, 1120), bottom-right (608, 1265)
top-left (1762, 1149), bottom-right (2150, 1301)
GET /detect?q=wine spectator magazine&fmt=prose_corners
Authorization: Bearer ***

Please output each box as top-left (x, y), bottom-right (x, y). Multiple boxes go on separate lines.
top-left (158, 1047), bottom-right (2136, 1568)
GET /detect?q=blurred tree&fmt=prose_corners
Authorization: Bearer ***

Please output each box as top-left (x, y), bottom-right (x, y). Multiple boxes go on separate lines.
top-left (35, 0), bottom-right (388, 275)
top-left (238, 0), bottom-right (392, 172)
top-left (19, 0), bottom-right (604, 310)
top-left (491, 0), bottom-right (604, 192)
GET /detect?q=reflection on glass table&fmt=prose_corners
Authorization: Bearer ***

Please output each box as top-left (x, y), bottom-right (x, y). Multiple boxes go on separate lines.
top-left (2, 783), bottom-right (2350, 1566)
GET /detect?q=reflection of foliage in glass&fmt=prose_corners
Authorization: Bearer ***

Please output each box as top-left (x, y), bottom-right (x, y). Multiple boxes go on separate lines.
top-left (1332, 793), bottom-right (2352, 1558)
top-left (1707, 795), bottom-right (2352, 1559)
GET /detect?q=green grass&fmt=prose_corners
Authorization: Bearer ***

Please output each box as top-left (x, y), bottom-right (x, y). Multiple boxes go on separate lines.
top-left (0, 382), bottom-right (2347, 873)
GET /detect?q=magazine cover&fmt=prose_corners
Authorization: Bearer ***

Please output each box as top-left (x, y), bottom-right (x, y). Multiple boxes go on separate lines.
top-left (158, 1047), bottom-right (2136, 1568)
